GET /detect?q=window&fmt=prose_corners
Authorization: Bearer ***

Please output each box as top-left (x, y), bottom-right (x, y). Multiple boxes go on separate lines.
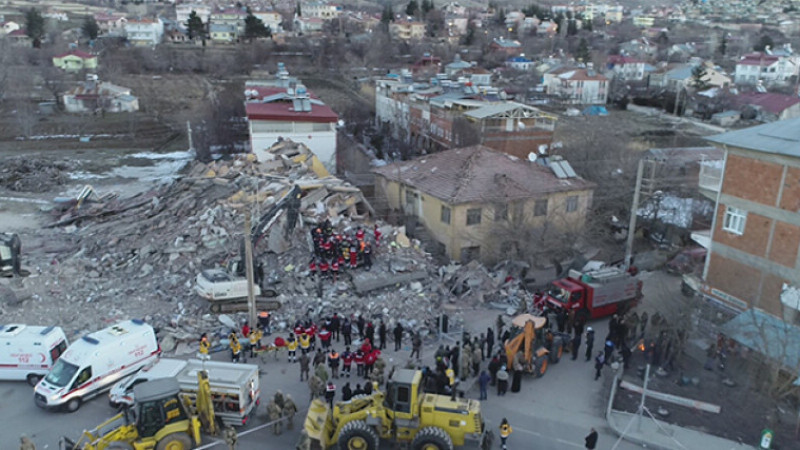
top-left (723, 206), bottom-right (746, 235)
top-left (534, 199), bottom-right (548, 217)
top-left (565, 195), bottom-right (579, 213)
top-left (494, 204), bottom-right (508, 221)
top-left (440, 205), bottom-right (451, 224)
top-left (466, 208), bottom-right (482, 226)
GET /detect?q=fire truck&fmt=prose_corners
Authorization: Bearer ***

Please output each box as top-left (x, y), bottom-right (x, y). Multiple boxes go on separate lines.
top-left (533, 266), bottom-right (642, 319)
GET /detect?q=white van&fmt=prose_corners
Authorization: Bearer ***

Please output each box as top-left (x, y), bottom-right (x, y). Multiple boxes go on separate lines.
top-left (34, 319), bottom-right (160, 412)
top-left (108, 358), bottom-right (185, 408)
top-left (0, 324), bottom-right (69, 385)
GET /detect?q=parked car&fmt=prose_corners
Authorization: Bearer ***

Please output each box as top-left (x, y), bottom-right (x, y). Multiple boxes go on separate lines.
top-left (666, 247), bottom-right (707, 275)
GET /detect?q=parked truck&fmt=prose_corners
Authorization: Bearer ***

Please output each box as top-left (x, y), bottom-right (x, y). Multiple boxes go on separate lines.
top-left (533, 266), bottom-right (642, 319)
top-left (108, 358), bottom-right (260, 427)
top-left (194, 184), bottom-right (301, 313)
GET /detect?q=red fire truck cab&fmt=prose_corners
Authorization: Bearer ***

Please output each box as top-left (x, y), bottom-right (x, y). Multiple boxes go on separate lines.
top-left (534, 266), bottom-right (643, 319)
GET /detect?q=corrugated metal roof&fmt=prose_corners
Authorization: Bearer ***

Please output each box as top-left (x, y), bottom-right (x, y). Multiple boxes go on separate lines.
top-left (705, 117), bottom-right (800, 157)
top-left (463, 102), bottom-right (542, 119)
top-left (721, 309), bottom-right (800, 371)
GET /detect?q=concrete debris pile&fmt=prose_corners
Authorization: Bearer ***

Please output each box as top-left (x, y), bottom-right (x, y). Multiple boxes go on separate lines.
top-left (441, 260), bottom-right (535, 313)
top-left (0, 157), bottom-right (77, 192)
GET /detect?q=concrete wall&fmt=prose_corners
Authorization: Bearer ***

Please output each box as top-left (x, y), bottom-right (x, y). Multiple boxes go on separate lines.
top-left (249, 121), bottom-right (337, 172)
top-left (336, 131), bottom-right (375, 188)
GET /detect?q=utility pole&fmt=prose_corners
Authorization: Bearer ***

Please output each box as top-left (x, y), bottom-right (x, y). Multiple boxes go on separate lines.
top-left (637, 364), bottom-right (651, 431)
top-left (624, 159), bottom-right (645, 270)
top-left (243, 213), bottom-right (257, 329)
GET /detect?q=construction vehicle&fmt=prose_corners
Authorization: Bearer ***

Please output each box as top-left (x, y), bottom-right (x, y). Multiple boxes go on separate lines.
top-left (60, 373), bottom-right (217, 450)
top-left (1, 232), bottom-right (29, 277)
top-left (299, 368), bottom-right (490, 450)
top-left (195, 184), bottom-right (301, 313)
top-left (504, 314), bottom-right (565, 379)
top-left (533, 265), bottom-right (643, 319)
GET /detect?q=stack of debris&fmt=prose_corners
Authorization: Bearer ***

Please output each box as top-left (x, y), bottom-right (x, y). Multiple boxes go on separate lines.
top-left (0, 157), bottom-right (77, 192)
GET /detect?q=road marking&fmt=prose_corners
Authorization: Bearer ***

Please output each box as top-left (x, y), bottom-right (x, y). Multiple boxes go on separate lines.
top-left (513, 425), bottom-right (584, 448)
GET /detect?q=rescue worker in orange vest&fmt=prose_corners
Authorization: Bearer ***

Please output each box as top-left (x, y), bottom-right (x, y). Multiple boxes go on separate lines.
top-left (299, 332), bottom-right (311, 355)
top-left (286, 334), bottom-right (298, 362)
top-left (499, 418), bottom-right (513, 449)
top-left (258, 310), bottom-right (271, 335)
top-left (328, 349), bottom-right (341, 379)
top-left (199, 333), bottom-right (211, 360)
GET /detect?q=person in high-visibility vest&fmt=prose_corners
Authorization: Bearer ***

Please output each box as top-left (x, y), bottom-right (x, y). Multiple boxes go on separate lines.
top-left (499, 418), bottom-right (513, 449)
top-left (299, 332), bottom-right (311, 355)
top-left (230, 332), bottom-right (242, 363)
top-left (198, 333), bottom-right (210, 360)
top-left (248, 329), bottom-right (262, 358)
top-left (287, 334), bottom-right (298, 362)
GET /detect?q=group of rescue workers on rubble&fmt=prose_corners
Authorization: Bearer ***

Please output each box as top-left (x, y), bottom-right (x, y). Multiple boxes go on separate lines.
top-left (308, 220), bottom-right (381, 281)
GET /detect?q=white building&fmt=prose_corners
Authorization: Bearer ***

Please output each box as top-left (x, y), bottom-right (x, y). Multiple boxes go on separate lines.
top-left (253, 11), bottom-right (283, 33)
top-left (734, 51), bottom-right (800, 85)
top-left (607, 55), bottom-right (646, 81)
top-left (176, 4), bottom-right (212, 27)
top-left (125, 17), bottom-right (164, 46)
top-left (543, 67), bottom-right (609, 104)
top-left (62, 80), bottom-right (139, 114)
top-left (245, 83), bottom-right (339, 171)
top-left (302, 2), bottom-right (342, 19)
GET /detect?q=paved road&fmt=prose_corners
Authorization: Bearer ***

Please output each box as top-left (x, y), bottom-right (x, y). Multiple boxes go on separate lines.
top-left (1, 271), bottom-right (679, 449)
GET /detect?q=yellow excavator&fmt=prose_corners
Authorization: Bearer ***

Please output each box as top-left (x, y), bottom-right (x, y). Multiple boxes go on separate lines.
top-left (60, 371), bottom-right (218, 450)
top-left (504, 314), bottom-right (565, 378)
top-left (298, 368), bottom-right (491, 450)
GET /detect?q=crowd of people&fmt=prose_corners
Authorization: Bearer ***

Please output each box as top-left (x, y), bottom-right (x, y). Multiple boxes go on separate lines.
top-left (309, 220), bottom-right (381, 281)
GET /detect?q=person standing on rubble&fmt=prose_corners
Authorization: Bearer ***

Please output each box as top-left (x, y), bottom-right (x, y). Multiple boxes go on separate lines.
top-left (363, 243), bottom-right (373, 271)
top-left (328, 349), bottom-right (340, 379)
top-left (342, 346), bottom-right (353, 377)
top-left (393, 322), bottom-right (404, 351)
top-left (378, 320), bottom-right (387, 350)
top-left (365, 321), bottom-right (375, 345)
top-left (331, 312), bottom-right (341, 342)
top-left (411, 333), bottom-right (422, 360)
top-left (258, 311), bottom-right (271, 335)
top-left (357, 315), bottom-right (366, 339)
top-left (373, 224), bottom-right (382, 247)
top-left (342, 316), bottom-right (353, 346)
top-left (354, 349), bottom-right (365, 377)
top-left (349, 240), bottom-right (358, 269)
top-left (199, 333), bottom-right (211, 360)
top-left (319, 326), bottom-right (332, 349)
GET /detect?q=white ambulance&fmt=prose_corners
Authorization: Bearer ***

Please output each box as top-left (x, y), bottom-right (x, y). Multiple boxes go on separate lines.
top-left (34, 319), bottom-right (160, 412)
top-left (0, 324), bottom-right (69, 385)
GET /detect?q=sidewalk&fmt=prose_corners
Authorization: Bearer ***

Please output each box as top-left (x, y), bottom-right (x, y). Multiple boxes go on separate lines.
top-left (607, 410), bottom-right (755, 450)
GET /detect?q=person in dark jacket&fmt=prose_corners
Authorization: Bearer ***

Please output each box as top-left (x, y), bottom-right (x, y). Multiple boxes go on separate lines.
top-left (585, 327), bottom-right (595, 362)
top-left (341, 382), bottom-right (352, 401)
top-left (393, 322), bottom-right (403, 351)
top-left (478, 370), bottom-right (491, 400)
top-left (585, 428), bottom-right (598, 449)
top-left (486, 327), bottom-right (495, 357)
top-left (572, 332), bottom-right (582, 360)
top-left (378, 321), bottom-right (387, 350)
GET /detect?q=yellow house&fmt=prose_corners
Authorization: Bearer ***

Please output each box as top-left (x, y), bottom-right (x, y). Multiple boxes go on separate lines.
top-left (373, 145), bottom-right (595, 262)
top-left (52, 50), bottom-right (98, 71)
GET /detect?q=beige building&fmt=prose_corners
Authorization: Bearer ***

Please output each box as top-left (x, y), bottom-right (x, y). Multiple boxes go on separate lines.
top-left (373, 145), bottom-right (595, 262)
top-left (389, 21), bottom-right (427, 41)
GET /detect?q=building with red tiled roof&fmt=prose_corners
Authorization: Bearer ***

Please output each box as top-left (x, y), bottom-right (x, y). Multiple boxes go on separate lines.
top-left (734, 52), bottom-right (800, 85)
top-left (245, 81), bottom-right (339, 171)
top-left (543, 67), bottom-right (609, 104)
top-left (373, 145), bottom-right (595, 262)
top-left (731, 92), bottom-right (800, 122)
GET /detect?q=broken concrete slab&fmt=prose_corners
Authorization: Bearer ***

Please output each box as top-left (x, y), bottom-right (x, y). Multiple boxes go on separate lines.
top-left (352, 270), bottom-right (428, 294)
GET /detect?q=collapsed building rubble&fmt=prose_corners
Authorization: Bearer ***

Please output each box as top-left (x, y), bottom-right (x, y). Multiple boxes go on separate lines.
top-left (0, 157), bottom-right (77, 193)
top-left (0, 140), bottom-right (536, 352)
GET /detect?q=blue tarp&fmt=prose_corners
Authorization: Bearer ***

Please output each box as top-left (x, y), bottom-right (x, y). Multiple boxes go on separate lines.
top-left (582, 106), bottom-right (608, 116)
top-left (720, 309), bottom-right (800, 371)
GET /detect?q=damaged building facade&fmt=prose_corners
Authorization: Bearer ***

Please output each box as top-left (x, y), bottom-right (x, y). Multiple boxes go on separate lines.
top-left (373, 145), bottom-right (595, 263)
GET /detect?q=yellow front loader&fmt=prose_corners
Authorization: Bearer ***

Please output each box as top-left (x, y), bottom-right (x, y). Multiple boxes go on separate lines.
top-left (60, 372), bottom-right (217, 450)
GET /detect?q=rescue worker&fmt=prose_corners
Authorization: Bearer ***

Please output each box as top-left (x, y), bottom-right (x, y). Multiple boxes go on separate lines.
top-left (223, 426), bottom-right (237, 450)
top-left (354, 349), bottom-right (365, 377)
top-left (319, 326), bottom-right (332, 349)
top-left (286, 334), bottom-right (298, 363)
top-left (328, 349), bottom-right (341, 379)
top-left (331, 258), bottom-right (339, 282)
top-left (393, 322), bottom-right (404, 351)
top-left (325, 381), bottom-right (336, 410)
top-left (342, 317), bottom-right (352, 345)
top-left (378, 320), bottom-right (387, 350)
top-left (342, 346), bottom-right (353, 377)
top-left (258, 311), bottom-right (271, 335)
top-left (299, 352), bottom-right (310, 381)
top-left (499, 418), bottom-right (513, 449)
top-left (349, 241), bottom-right (358, 269)
top-left (266, 398), bottom-right (282, 435)
top-left (364, 349), bottom-right (378, 378)
top-left (370, 357), bottom-right (387, 386)
top-left (373, 224), bottom-right (382, 247)
top-left (299, 332), bottom-right (311, 355)
top-left (319, 259), bottom-right (329, 279)
top-left (355, 226), bottom-right (365, 241)
top-left (273, 390), bottom-right (285, 409)
top-left (282, 394), bottom-right (298, 430)
top-left (363, 243), bottom-right (372, 271)
top-left (313, 349), bottom-right (326, 368)
top-left (198, 333), bottom-right (211, 360)
top-left (248, 328), bottom-right (262, 359)
top-left (330, 312), bottom-right (341, 342)
top-left (229, 331), bottom-right (242, 363)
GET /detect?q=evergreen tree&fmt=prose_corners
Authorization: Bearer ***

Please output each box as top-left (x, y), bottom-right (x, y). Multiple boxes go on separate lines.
top-left (295, 2), bottom-right (302, 16)
top-left (582, 15), bottom-right (592, 32)
top-left (576, 37), bottom-right (590, 62)
top-left (25, 8), bottom-right (45, 48)
top-left (567, 19), bottom-right (578, 36)
top-left (406, 0), bottom-right (419, 16)
top-left (691, 65), bottom-right (710, 90)
top-left (718, 34), bottom-right (727, 56)
top-left (81, 16), bottom-right (100, 40)
top-left (461, 20), bottom-right (476, 45)
top-left (421, 0), bottom-right (433, 14)
top-left (185, 10), bottom-right (205, 40)
top-left (244, 8), bottom-right (271, 40)
top-left (754, 34), bottom-right (773, 52)
top-left (495, 7), bottom-right (506, 25)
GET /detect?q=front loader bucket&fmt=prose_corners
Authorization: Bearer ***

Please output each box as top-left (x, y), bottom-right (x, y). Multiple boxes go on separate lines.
top-left (59, 437), bottom-right (77, 450)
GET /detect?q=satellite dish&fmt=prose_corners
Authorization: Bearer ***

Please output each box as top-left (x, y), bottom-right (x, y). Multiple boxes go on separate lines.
top-left (518, 121), bottom-right (526, 130)
top-left (528, 152), bottom-right (538, 162)
top-left (538, 144), bottom-right (548, 154)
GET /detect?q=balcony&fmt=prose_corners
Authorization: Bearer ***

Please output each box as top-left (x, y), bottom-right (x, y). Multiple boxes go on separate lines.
top-left (698, 159), bottom-right (723, 195)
